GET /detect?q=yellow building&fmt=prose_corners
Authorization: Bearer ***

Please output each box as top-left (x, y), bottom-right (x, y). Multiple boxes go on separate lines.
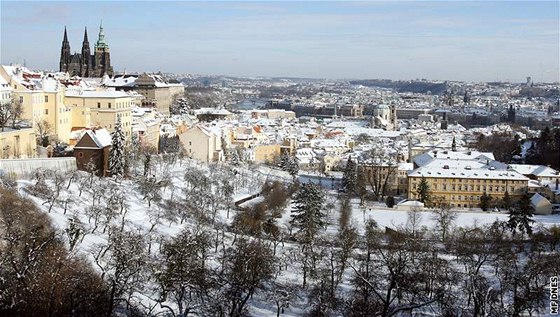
top-left (65, 90), bottom-right (132, 140)
top-left (103, 73), bottom-right (184, 115)
top-left (251, 143), bottom-right (281, 163)
top-left (0, 128), bottom-right (36, 159)
top-left (43, 90), bottom-right (73, 143)
top-left (408, 162), bottom-right (529, 208)
top-left (0, 65), bottom-right (73, 143)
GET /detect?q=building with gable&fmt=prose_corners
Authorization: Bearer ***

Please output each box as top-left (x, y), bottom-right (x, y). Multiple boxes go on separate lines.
top-left (73, 128), bottom-right (112, 176)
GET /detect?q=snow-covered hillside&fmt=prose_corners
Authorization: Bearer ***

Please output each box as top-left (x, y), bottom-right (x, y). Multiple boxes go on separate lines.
top-left (3, 156), bottom-right (559, 316)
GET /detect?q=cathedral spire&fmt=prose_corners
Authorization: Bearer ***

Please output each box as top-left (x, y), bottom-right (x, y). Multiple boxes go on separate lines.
top-left (60, 26), bottom-right (71, 72)
top-left (63, 26), bottom-right (69, 43)
top-left (83, 26), bottom-right (89, 43)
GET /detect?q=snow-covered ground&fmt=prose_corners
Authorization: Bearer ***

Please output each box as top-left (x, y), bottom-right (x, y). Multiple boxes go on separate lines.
top-left (10, 158), bottom-right (560, 316)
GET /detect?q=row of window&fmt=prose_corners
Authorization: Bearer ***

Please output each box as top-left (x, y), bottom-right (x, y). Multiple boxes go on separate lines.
top-left (97, 101), bottom-right (131, 109)
top-left (412, 182), bottom-right (517, 193)
top-left (414, 178), bottom-right (523, 185)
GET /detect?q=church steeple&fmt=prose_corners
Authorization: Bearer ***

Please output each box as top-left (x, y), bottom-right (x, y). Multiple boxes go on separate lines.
top-left (83, 26), bottom-right (89, 43)
top-left (81, 27), bottom-right (91, 77)
top-left (60, 26), bottom-right (71, 72)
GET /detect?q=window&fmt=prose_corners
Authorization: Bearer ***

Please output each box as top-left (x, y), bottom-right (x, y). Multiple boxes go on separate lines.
top-left (78, 152), bottom-right (84, 158)
top-left (108, 102), bottom-right (112, 108)
top-left (45, 109), bottom-right (48, 115)
top-left (189, 141), bottom-right (192, 146)
top-left (44, 95), bottom-right (48, 102)
top-left (19, 96), bottom-right (23, 103)
top-left (97, 102), bottom-right (101, 108)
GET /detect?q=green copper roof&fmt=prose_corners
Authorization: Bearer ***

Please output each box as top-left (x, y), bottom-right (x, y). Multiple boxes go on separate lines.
top-left (95, 22), bottom-right (109, 49)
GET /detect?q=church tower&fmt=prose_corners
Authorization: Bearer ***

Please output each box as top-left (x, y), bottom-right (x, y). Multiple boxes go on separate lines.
top-left (81, 27), bottom-right (92, 77)
top-left (59, 27), bottom-right (71, 72)
top-left (93, 22), bottom-right (113, 77)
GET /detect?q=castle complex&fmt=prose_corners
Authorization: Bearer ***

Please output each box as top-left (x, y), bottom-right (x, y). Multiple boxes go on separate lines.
top-left (59, 23), bottom-right (113, 77)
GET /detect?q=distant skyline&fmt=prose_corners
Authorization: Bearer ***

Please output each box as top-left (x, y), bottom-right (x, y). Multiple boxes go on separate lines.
top-left (1, 1), bottom-right (559, 83)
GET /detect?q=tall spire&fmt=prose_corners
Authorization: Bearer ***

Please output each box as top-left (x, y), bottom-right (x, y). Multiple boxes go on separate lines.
top-left (63, 26), bottom-right (69, 43)
top-left (83, 26), bottom-right (89, 43)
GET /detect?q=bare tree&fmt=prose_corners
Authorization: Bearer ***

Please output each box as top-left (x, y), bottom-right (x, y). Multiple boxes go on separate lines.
top-left (359, 145), bottom-right (397, 201)
top-left (156, 228), bottom-right (213, 316)
top-left (9, 96), bottom-right (23, 129)
top-left (432, 203), bottom-right (457, 242)
top-left (218, 238), bottom-right (276, 317)
top-left (94, 226), bottom-right (148, 317)
top-left (406, 207), bottom-right (424, 238)
top-left (35, 119), bottom-right (52, 146)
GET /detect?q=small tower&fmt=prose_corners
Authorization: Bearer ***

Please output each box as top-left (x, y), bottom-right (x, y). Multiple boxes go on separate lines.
top-left (81, 27), bottom-right (92, 77)
top-left (451, 136), bottom-right (457, 152)
top-left (59, 26), bottom-right (71, 72)
top-left (507, 104), bottom-right (516, 123)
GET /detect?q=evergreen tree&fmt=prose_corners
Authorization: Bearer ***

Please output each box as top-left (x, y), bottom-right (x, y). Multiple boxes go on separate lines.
top-left (230, 149), bottom-right (240, 166)
top-left (479, 192), bottom-right (491, 211)
top-left (287, 154), bottom-right (300, 180)
top-left (416, 177), bottom-right (431, 205)
top-left (280, 153), bottom-right (299, 180)
top-left (290, 183), bottom-right (325, 242)
top-left (502, 191), bottom-right (512, 211)
top-left (525, 142), bottom-right (538, 164)
top-left (385, 196), bottom-right (395, 208)
top-left (280, 153), bottom-right (290, 170)
top-left (342, 158), bottom-right (357, 193)
top-left (507, 194), bottom-right (535, 235)
top-left (108, 119), bottom-right (126, 177)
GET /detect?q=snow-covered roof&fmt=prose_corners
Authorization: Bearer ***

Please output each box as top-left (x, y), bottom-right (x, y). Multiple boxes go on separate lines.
top-left (397, 200), bottom-right (424, 207)
top-left (409, 158), bottom-right (529, 181)
top-left (66, 90), bottom-right (131, 98)
top-left (509, 164), bottom-right (560, 177)
top-left (75, 128), bottom-right (112, 148)
top-left (530, 193), bottom-right (550, 207)
top-left (194, 108), bottom-right (232, 116)
top-left (398, 162), bottom-right (414, 171)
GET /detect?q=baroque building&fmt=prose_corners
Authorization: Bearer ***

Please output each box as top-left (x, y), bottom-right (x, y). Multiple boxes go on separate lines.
top-left (59, 23), bottom-right (113, 77)
top-left (371, 103), bottom-right (397, 131)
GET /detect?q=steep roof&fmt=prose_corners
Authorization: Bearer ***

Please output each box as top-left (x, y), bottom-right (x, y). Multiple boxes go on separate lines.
top-left (75, 128), bottom-right (112, 149)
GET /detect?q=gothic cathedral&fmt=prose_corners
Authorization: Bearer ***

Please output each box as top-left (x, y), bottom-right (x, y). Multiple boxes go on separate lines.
top-left (59, 23), bottom-right (114, 77)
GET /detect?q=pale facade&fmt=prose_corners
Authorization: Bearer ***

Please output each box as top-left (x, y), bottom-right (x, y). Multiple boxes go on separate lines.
top-left (179, 125), bottom-right (223, 163)
top-left (132, 109), bottom-right (160, 149)
top-left (65, 91), bottom-right (132, 140)
top-left (0, 128), bottom-right (36, 159)
top-left (0, 76), bottom-right (11, 105)
top-left (0, 65), bottom-right (73, 143)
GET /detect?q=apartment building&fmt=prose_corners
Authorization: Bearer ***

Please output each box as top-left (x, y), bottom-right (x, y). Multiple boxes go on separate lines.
top-left (65, 90), bottom-right (132, 139)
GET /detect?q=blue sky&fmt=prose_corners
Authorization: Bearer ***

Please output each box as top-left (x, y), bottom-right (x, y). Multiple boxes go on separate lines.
top-left (1, 1), bottom-right (558, 82)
